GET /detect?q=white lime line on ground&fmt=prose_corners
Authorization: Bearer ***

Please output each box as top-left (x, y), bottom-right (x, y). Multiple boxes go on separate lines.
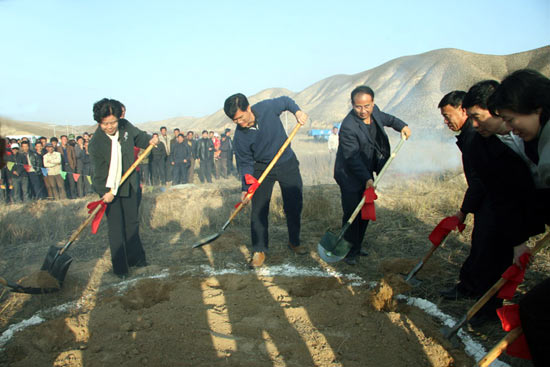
top-left (0, 264), bottom-right (510, 367)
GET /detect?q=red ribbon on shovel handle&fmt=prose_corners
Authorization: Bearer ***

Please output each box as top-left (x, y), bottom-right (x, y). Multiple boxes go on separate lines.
top-left (86, 199), bottom-right (107, 234)
top-left (429, 216), bottom-right (466, 247)
top-left (234, 174), bottom-right (260, 208)
top-left (361, 187), bottom-right (378, 221)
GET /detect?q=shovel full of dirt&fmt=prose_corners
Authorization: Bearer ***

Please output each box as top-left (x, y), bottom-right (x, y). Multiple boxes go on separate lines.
top-left (318, 136), bottom-right (406, 263)
top-left (0, 144), bottom-right (155, 294)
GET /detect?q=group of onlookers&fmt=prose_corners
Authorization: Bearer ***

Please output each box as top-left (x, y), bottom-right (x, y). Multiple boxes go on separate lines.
top-left (1, 133), bottom-right (94, 203)
top-left (0, 127), bottom-right (236, 204)
top-left (143, 127), bottom-right (236, 186)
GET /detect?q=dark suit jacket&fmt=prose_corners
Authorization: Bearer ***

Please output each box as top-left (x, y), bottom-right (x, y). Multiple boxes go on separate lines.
top-left (88, 119), bottom-right (151, 197)
top-left (456, 119), bottom-right (486, 214)
top-left (56, 144), bottom-right (77, 171)
top-left (469, 133), bottom-right (545, 247)
top-left (334, 105), bottom-right (407, 192)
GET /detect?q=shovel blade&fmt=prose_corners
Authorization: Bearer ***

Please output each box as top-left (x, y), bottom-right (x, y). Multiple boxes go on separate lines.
top-left (192, 232), bottom-right (222, 248)
top-left (401, 273), bottom-right (422, 287)
top-left (317, 230), bottom-right (353, 263)
top-left (41, 245), bottom-right (73, 285)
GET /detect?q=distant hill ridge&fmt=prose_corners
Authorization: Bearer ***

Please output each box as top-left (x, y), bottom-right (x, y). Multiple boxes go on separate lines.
top-left (139, 46), bottom-right (549, 133)
top-left (2, 47), bottom-right (549, 136)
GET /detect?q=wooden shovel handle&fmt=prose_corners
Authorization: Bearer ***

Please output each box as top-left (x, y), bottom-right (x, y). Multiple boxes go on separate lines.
top-left (61, 143), bottom-right (155, 252)
top-left (228, 122), bottom-right (303, 221)
top-left (477, 327), bottom-right (522, 367)
top-left (346, 136), bottom-right (406, 226)
top-left (467, 231), bottom-right (550, 320)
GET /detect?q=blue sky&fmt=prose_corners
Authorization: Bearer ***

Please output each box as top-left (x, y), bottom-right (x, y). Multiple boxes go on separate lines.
top-left (1, 0), bottom-right (548, 124)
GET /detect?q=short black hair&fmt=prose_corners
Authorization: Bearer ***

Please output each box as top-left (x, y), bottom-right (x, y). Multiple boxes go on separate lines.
top-left (174, 128), bottom-right (180, 132)
top-left (76, 136), bottom-right (83, 141)
top-left (351, 86), bottom-right (375, 103)
top-left (438, 90), bottom-right (466, 109)
top-left (93, 98), bottom-right (123, 123)
top-left (202, 130), bottom-right (208, 134)
top-left (178, 133), bottom-right (185, 138)
top-left (38, 136), bottom-right (46, 141)
top-left (152, 133), bottom-right (158, 137)
top-left (60, 135), bottom-right (67, 139)
top-left (187, 131), bottom-right (193, 135)
top-left (224, 93), bottom-right (249, 119)
top-left (488, 69), bottom-right (550, 126)
top-left (50, 137), bottom-right (58, 143)
top-left (160, 126), bottom-right (167, 131)
top-left (20, 141), bottom-right (29, 147)
top-left (462, 80), bottom-right (499, 110)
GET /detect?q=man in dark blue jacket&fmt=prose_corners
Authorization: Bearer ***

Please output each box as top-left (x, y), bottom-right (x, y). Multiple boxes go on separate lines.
top-left (170, 133), bottom-right (191, 184)
top-left (334, 86), bottom-right (411, 265)
top-left (224, 94), bottom-right (308, 267)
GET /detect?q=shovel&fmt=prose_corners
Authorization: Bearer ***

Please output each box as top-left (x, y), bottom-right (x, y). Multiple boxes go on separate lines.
top-left (1, 144), bottom-right (155, 294)
top-left (441, 231), bottom-right (550, 343)
top-left (403, 236), bottom-right (451, 287)
top-left (192, 122), bottom-right (304, 248)
top-left (318, 136), bottom-right (406, 263)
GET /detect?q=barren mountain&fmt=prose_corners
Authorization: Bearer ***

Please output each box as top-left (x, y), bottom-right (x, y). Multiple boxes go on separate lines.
top-left (139, 46), bottom-right (550, 132)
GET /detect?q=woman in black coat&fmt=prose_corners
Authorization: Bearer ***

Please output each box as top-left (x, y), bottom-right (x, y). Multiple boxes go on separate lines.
top-left (89, 98), bottom-right (158, 278)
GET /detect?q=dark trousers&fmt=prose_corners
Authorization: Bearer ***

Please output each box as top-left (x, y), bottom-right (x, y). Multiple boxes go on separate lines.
top-left (28, 172), bottom-right (44, 199)
top-left (340, 188), bottom-right (369, 258)
top-left (12, 175), bottom-right (29, 203)
top-left (459, 199), bottom-right (513, 312)
top-left (165, 157), bottom-right (172, 183)
top-left (209, 158), bottom-right (217, 179)
top-left (251, 157), bottom-right (303, 252)
top-left (140, 164), bottom-right (151, 185)
top-left (63, 164), bottom-right (77, 198)
top-left (199, 159), bottom-right (212, 183)
top-left (187, 158), bottom-right (195, 183)
top-left (151, 159), bottom-right (165, 185)
top-left (219, 155), bottom-right (229, 178)
top-left (172, 163), bottom-right (188, 185)
top-left (105, 187), bottom-right (146, 275)
top-left (519, 278), bottom-right (550, 367)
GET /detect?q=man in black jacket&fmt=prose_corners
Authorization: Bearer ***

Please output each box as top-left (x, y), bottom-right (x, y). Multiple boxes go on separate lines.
top-left (442, 81), bottom-right (545, 325)
top-left (224, 93), bottom-right (309, 267)
top-left (197, 130), bottom-right (214, 183)
top-left (170, 133), bottom-right (191, 184)
top-left (9, 143), bottom-right (29, 203)
top-left (185, 131), bottom-right (197, 183)
top-left (150, 133), bottom-right (167, 186)
top-left (20, 141), bottom-right (43, 200)
top-left (89, 98), bottom-right (157, 278)
top-left (334, 86), bottom-right (411, 265)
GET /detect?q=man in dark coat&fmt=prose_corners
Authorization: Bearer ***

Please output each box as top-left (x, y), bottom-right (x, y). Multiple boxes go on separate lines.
top-left (170, 133), bottom-right (191, 184)
top-left (185, 131), bottom-right (197, 183)
top-left (150, 133), bottom-right (167, 186)
top-left (196, 130), bottom-right (214, 183)
top-left (56, 135), bottom-right (77, 198)
top-left (8, 143), bottom-right (29, 203)
top-left (20, 141), bottom-right (43, 200)
top-left (224, 93), bottom-right (309, 267)
top-left (334, 86), bottom-right (411, 265)
top-left (89, 98), bottom-right (158, 278)
top-left (442, 81), bottom-right (545, 325)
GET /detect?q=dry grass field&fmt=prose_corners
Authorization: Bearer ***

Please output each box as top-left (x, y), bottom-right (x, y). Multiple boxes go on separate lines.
top-left (0, 135), bottom-right (548, 366)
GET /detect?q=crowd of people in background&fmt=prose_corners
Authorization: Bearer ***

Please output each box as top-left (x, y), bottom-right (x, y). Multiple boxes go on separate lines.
top-left (0, 127), bottom-right (236, 204)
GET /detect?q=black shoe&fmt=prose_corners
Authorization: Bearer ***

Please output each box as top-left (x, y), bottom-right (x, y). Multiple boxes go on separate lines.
top-left (344, 256), bottom-right (358, 266)
top-left (359, 249), bottom-right (369, 257)
top-left (469, 312), bottom-right (499, 327)
top-left (439, 285), bottom-right (475, 301)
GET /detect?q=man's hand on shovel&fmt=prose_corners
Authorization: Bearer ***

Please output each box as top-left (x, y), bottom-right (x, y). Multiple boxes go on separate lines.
top-left (241, 191), bottom-right (251, 205)
top-left (401, 126), bottom-right (412, 140)
top-left (295, 110), bottom-right (308, 125)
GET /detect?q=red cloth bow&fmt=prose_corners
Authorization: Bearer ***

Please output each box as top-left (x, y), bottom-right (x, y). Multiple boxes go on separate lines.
top-left (234, 174), bottom-right (260, 208)
top-left (498, 253), bottom-right (531, 299)
top-left (428, 216), bottom-right (466, 247)
top-left (361, 187), bottom-right (378, 221)
top-left (496, 304), bottom-right (532, 360)
top-left (23, 164), bottom-right (31, 172)
top-left (72, 173), bottom-right (81, 183)
top-left (86, 199), bottom-right (108, 234)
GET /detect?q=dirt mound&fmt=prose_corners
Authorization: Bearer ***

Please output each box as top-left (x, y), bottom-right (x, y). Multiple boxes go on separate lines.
top-left (1, 272), bottom-right (473, 367)
top-left (17, 270), bottom-right (60, 290)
